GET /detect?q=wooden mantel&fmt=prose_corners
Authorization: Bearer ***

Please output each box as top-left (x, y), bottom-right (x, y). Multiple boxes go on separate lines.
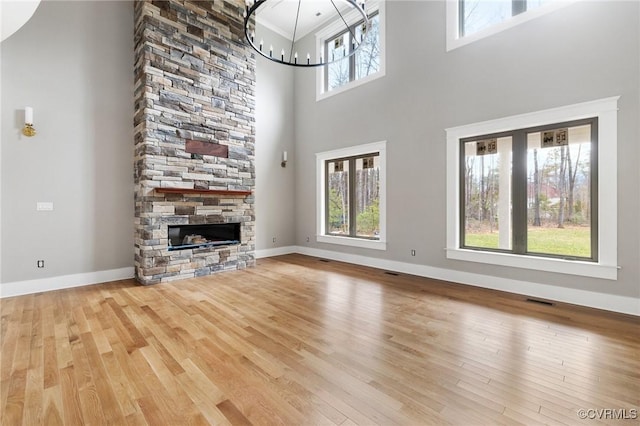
top-left (155, 188), bottom-right (252, 196)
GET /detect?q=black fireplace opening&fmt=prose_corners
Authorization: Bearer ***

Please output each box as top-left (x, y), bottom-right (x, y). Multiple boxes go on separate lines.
top-left (168, 223), bottom-right (240, 251)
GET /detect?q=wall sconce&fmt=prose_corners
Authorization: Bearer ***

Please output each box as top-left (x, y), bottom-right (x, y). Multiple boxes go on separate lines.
top-left (22, 106), bottom-right (36, 137)
top-left (281, 150), bottom-right (287, 168)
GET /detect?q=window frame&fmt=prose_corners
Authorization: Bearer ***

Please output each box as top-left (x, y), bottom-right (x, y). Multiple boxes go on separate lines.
top-left (459, 118), bottom-right (598, 262)
top-left (316, 0), bottom-right (385, 101)
top-left (316, 141), bottom-right (387, 250)
top-left (446, 0), bottom-right (580, 51)
top-left (323, 10), bottom-right (380, 93)
top-left (458, 0), bottom-right (527, 38)
top-left (445, 97), bottom-right (619, 280)
top-left (324, 152), bottom-right (381, 239)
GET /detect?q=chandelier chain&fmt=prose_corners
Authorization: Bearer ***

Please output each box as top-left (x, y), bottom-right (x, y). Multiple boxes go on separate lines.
top-left (289, 0), bottom-right (302, 63)
top-left (330, 0), bottom-right (360, 52)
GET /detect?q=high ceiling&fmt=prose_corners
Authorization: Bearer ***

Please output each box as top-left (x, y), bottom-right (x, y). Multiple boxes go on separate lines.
top-left (254, 0), bottom-right (354, 40)
top-left (1, 0), bottom-right (41, 42)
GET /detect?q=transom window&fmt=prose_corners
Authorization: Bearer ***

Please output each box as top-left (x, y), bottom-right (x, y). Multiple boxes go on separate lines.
top-left (316, 0), bottom-right (385, 100)
top-left (460, 118), bottom-right (597, 261)
top-left (446, 0), bottom-right (578, 51)
top-left (460, 0), bottom-right (553, 37)
top-left (325, 11), bottom-right (380, 92)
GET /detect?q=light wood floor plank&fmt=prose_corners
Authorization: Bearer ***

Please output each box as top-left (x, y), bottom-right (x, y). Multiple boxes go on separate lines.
top-left (59, 365), bottom-right (84, 425)
top-left (1, 254), bottom-right (638, 425)
top-left (1, 297), bottom-right (21, 421)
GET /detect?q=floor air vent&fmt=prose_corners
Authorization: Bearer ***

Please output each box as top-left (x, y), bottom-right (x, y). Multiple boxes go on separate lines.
top-left (319, 259), bottom-right (331, 263)
top-left (384, 271), bottom-right (400, 276)
top-left (526, 298), bottom-right (554, 306)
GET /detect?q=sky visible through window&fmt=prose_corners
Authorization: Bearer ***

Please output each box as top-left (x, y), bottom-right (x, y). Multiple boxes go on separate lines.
top-left (327, 14), bottom-right (380, 92)
top-left (462, 0), bottom-right (554, 36)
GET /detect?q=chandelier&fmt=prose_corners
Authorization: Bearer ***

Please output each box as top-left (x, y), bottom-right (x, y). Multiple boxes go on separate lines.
top-left (243, 0), bottom-right (369, 67)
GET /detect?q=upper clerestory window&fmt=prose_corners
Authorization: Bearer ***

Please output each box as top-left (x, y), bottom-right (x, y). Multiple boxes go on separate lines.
top-left (446, 0), bottom-right (579, 51)
top-left (316, 0), bottom-right (385, 101)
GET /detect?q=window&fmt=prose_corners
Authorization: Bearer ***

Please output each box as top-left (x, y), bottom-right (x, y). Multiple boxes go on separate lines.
top-left (460, 0), bottom-right (552, 37)
top-left (316, 0), bottom-right (385, 100)
top-left (461, 119), bottom-right (597, 260)
top-left (317, 141), bottom-right (387, 250)
top-left (446, 0), bottom-right (578, 51)
top-left (446, 97), bottom-right (619, 279)
top-left (325, 12), bottom-right (380, 92)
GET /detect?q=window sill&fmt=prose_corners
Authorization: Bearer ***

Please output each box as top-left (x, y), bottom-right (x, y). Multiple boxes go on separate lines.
top-left (446, 248), bottom-right (618, 280)
top-left (317, 235), bottom-right (386, 251)
top-left (316, 70), bottom-right (385, 102)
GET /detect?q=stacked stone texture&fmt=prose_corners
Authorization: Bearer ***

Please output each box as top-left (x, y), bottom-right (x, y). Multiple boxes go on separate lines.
top-left (134, 0), bottom-right (256, 284)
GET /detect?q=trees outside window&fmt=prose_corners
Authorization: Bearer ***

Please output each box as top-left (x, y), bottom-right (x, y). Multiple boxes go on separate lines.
top-left (326, 154), bottom-right (381, 240)
top-left (326, 13), bottom-right (380, 92)
top-left (462, 119), bottom-right (597, 260)
top-left (317, 141), bottom-right (387, 250)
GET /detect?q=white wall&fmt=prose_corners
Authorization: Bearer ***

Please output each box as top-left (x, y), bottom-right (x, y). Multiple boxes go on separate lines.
top-left (1, 1), bottom-right (134, 291)
top-left (290, 1), bottom-right (640, 311)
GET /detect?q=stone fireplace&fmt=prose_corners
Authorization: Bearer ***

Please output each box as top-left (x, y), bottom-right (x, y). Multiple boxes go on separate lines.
top-left (133, 0), bottom-right (256, 284)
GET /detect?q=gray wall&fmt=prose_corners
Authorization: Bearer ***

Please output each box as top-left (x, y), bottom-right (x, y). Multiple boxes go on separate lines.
top-left (0, 0), bottom-right (637, 306)
top-left (255, 28), bottom-right (297, 251)
top-left (292, 1), bottom-right (639, 299)
top-left (1, 1), bottom-right (134, 282)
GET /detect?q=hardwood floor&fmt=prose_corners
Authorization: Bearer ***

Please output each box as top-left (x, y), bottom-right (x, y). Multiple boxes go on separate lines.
top-left (1, 254), bottom-right (638, 425)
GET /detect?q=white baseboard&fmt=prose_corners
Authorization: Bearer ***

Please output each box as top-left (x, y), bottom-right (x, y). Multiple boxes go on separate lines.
top-left (293, 246), bottom-right (640, 317)
top-left (2, 248), bottom-right (638, 317)
top-left (0, 267), bottom-right (135, 298)
top-left (255, 246), bottom-right (298, 259)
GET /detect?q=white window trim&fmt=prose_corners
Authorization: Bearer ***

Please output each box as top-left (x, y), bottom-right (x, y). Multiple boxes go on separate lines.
top-left (445, 97), bottom-right (619, 280)
top-left (315, 0), bottom-right (386, 102)
top-left (316, 141), bottom-right (387, 250)
top-left (446, 0), bottom-right (580, 52)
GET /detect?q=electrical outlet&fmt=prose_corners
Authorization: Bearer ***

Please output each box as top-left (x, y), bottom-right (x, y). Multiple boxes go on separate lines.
top-left (37, 260), bottom-right (45, 268)
top-left (36, 202), bottom-right (54, 211)
top-left (306, 236), bottom-right (310, 242)
top-left (411, 249), bottom-right (416, 256)
top-left (272, 237), bottom-right (276, 243)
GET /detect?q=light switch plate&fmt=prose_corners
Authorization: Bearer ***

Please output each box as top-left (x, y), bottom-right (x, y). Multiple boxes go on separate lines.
top-left (36, 202), bottom-right (54, 211)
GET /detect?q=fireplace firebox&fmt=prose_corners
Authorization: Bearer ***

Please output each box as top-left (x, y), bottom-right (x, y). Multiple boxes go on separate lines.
top-left (168, 223), bottom-right (240, 251)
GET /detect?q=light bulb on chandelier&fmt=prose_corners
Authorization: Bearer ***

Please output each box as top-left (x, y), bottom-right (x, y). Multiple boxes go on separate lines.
top-left (243, 0), bottom-right (369, 68)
